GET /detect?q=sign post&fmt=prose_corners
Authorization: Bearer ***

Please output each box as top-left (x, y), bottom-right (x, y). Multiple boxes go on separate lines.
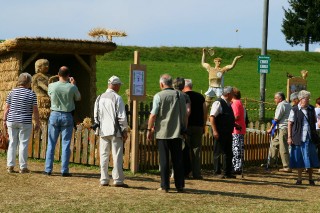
top-left (258, 55), bottom-right (270, 74)
top-left (129, 51), bottom-right (146, 173)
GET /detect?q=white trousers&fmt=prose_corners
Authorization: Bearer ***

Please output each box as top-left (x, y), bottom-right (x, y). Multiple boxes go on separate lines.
top-left (99, 135), bottom-right (125, 185)
top-left (6, 122), bottom-right (32, 169)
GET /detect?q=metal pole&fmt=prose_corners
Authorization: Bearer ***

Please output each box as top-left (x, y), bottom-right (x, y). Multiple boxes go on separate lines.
top-left (259, 0), bottom-right (269, 121)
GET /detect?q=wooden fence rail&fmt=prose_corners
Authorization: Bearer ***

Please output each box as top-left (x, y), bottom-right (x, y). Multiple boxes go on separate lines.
top-left (1, 121), bottom-right (271, 171)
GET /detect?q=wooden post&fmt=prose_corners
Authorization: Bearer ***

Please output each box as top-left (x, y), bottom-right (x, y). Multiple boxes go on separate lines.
top-left (131, 51), bottom-right (140, 173)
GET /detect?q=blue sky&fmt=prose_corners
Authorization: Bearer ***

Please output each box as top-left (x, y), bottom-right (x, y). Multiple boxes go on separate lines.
top-left (1, 0), bottom-right (319, 51)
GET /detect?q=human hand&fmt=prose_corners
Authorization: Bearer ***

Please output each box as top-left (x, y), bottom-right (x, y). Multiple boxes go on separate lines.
top-left (69, 77), bottom-right (76, 85)
top-left (287, 137), bottom-right (293, 145)
top-left (266, 128), bottom-right (271, 134)
top-left (213, 130), bottom-right (219, 140)
top-left (122, 131), bottom-right (128, 142)
top-left (147, 130), bottom-right (154, 141)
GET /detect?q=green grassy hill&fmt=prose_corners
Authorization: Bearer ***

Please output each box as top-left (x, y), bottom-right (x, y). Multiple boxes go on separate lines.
top-left (96, 46), bottom-right (320, 121)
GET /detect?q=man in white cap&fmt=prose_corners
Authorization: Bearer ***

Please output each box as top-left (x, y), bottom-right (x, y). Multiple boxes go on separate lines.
top-left (94, 75), bottom-right (129, 187)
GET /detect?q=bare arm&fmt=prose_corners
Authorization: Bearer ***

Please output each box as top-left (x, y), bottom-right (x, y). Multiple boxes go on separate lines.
top-left (209, 115), bottom-right (219, 140)
top-left (201, 48), bottom-right (211, 70)
top-left (202, 102), bottom-right (208, 133)
top-left (3, 103), bottom-right (9, 128)
top-left (222, 55), bottom-right (243, 72)
top-left (147, 113), bottom-right (157, 141)
top-left (33, 105), bottom-right (40, 131)
top-left (287, 120), bottom-right (293, 145)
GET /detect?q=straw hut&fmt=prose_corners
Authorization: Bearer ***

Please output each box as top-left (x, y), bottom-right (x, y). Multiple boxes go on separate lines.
top-left (0, 37), bottom-right (116, 124)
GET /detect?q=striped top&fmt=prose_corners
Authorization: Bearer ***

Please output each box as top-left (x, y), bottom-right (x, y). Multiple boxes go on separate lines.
top-left (6, 87), bottom-right (37, 124)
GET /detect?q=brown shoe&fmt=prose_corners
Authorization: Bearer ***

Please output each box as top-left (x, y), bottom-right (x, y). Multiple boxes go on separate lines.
top-left (7, 166), bottom-right (14, 173)
top-left (19, 168), bottom-right (31, 174)
top-left (279, 168), bottom-right (292, 173)
top-left (113, 183), bottom-right (129, 188)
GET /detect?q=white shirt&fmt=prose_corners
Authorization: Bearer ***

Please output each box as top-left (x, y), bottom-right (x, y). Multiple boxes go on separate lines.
top-left (288, 104), bottom-right (310, 142)
top-left (94, 89), bottom-right (128, 137)
top-left (210, 96), bottom-right (229, 117)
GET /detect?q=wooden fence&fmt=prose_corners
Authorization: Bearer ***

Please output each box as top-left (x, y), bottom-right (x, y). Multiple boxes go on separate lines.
top-left (1, 121), bottom-right (271, 171)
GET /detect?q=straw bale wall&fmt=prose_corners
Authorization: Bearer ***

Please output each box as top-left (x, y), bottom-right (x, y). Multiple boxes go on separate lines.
top-left (0, 52), bottom-right (21, 120)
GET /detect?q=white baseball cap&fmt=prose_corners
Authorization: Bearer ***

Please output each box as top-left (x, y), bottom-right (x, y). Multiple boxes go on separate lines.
top-left (108, 75), bottom-right (123, 85)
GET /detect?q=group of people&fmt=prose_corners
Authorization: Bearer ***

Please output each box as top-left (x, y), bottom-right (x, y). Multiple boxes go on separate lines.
top-left (266, 91), bottom-right (320, 185)
top-left (4, 54), bottom-right (320, 192)
top-left (145, 73), bottom-right (247, 192)
top-left (4, 62), bottom-right (81, 176)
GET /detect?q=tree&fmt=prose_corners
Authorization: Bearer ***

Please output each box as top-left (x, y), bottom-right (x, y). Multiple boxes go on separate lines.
top-left (282, 0), bottom-right (320, 52)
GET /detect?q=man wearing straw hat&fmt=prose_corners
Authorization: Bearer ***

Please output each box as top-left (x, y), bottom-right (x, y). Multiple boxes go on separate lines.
top-left (44, 66), bottom-right (81, 177)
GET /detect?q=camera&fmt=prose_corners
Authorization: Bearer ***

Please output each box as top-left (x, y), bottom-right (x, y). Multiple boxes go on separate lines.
top-left (91, 122), bottom-right (100, 131)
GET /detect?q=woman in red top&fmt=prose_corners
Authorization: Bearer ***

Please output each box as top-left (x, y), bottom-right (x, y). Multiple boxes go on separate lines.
top-left (231, 87), bottom-right (246, 174)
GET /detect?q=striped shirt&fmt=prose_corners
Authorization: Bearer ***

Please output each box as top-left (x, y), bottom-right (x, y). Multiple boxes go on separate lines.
top-left (6, 88), bottom-right (37, 124)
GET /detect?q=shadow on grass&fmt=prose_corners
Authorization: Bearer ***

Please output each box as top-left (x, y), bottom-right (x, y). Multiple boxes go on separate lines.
top-left (184, 188), bottom-right (300, 202)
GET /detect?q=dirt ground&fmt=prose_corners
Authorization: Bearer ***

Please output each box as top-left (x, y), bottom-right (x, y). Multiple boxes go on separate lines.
top-left (1, 155), bottom-right (320, 213)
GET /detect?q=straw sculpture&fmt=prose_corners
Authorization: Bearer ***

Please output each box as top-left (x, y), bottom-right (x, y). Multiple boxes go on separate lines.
top-left (88, 28), bottom-right (127, 41)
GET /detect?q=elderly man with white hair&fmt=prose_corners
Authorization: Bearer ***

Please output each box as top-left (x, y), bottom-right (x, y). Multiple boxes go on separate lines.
top-left (94, 75), bottom-right (129, 187)
top-left (209, 86), bottom-right (238, 178)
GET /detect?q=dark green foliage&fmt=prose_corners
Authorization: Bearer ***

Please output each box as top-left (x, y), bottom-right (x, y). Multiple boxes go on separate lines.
top-left (282, 0), bottom-right (320, 51)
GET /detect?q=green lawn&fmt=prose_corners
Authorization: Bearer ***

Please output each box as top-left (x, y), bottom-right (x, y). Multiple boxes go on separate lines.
top-left (96, 46), bottom-right (320, 122)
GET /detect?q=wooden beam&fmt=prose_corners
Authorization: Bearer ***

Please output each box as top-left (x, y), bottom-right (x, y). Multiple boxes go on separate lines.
top-left (74, 54), bottom-right (92, 74)
top-left (22, 52), bottom-right (39, 71)
top-left (130, 51), bottom-right (140, 174)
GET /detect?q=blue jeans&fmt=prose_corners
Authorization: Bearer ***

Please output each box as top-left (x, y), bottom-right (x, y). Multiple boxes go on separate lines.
top-left (6, 122), bottom-right (32, 169)
top-left (45, 111), bottom-right (74, 174)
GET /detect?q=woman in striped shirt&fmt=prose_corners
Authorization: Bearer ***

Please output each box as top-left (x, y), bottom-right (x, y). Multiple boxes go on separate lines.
top-left (3, 72), bottom-right (40, 174)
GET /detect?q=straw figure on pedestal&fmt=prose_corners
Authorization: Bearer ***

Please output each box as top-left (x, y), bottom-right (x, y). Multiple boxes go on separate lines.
top-left (32, 59), bottom-right (51, 123)
top-left (88, 27), bottom-right (127, 42)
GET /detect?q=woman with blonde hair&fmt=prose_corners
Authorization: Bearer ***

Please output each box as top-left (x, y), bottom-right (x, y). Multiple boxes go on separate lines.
top-left (3, 72), bottom-right (40, 173)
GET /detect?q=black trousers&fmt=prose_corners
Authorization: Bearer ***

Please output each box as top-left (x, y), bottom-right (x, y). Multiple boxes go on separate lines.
top-left (158, 138), bottom-right (184, 189)
top-left (213, 134), bottom-right (233, 176)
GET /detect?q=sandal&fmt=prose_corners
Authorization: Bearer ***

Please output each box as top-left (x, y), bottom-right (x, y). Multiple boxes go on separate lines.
top-left (295, 180), bottom-right (302, 185)
top-left (309, 180), bottom-right (315, 186)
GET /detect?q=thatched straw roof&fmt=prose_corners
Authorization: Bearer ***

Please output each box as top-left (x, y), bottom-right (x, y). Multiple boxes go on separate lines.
top-left (0, 37), bottom-right (117, 55)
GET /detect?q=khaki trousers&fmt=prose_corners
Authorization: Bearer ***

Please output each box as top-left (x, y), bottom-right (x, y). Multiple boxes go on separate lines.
top-left (270, 128), bottom-right (290, 168)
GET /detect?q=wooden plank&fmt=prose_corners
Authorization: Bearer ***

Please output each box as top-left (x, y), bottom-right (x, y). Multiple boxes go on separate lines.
top-left (123, 132), bottom-right (131, 169)
top-left (81, 128), bottom-right (89, 164)
top-left (28, 127), bottom-right (34, 157)
top-left (69, 128), bottom-right (75, 162)
top-left (88, 129), bottom-right (96, 165)
top-left (74, 129), bottom-right (81, 163)
top-left (54, 134), bottom-right (61, 161)
top-left (74, 54), bottom-right (93, 74)
top-left (40, 123), bottom-right (48, 159)
top-left (33, 128), bottom-right (41, 158)
top-left (22, 52), bottom-right (39, 71)
top-left (95, 137), bottom-right (100, 166)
